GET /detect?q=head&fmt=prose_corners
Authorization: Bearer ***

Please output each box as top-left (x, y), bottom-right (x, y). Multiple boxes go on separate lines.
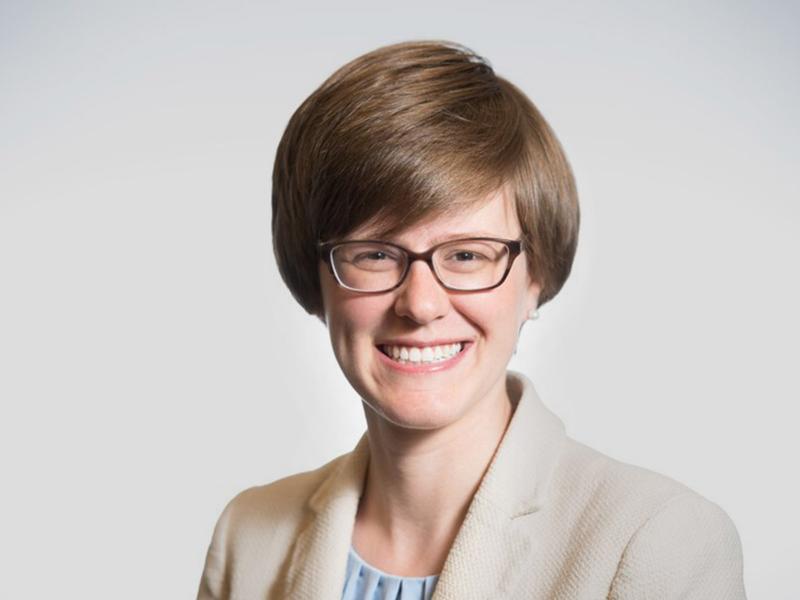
top-left (271, 40), bottom-right (579, 430)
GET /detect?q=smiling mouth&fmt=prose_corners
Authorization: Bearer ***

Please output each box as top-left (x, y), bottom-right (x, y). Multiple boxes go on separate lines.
top-left (379, 342), bottom-right (465, 365)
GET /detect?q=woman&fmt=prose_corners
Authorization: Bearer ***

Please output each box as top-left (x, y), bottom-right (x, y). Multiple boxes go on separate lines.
top-left (198, 40), bottom-right (746, 599)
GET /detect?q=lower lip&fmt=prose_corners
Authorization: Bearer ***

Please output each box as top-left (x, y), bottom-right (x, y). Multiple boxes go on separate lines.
top-left (375, 343), bottom-right (471, 374)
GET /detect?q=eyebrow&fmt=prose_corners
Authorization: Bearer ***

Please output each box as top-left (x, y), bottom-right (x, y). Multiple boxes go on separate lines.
top-left (355, 231), bottom-right (513, 244)
top-left (429, 231), bottom-right (514, 244)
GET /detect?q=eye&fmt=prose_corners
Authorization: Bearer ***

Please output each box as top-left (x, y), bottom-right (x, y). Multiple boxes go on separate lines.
top-left (356, 250), bottom-right (397, 262)
top-left (447, 250), bottom-right (488, 262)
top-left (345, 246), bottom-right (403, 272)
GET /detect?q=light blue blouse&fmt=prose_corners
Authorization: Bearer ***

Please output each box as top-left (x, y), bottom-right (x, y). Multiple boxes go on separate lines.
top-left (342, 546), bottom-right (439, 600)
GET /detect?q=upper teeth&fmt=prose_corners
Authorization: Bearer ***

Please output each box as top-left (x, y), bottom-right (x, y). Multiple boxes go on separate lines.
top-left (382, 343), bottom-right (463, 364)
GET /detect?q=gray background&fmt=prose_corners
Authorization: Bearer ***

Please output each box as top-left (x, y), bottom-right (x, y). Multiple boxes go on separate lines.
top-left (1, 1), bottom-right (797, 597)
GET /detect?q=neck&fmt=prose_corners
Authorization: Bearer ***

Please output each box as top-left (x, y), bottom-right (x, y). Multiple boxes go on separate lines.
top-left (352, 374), bottom-right (515, 576)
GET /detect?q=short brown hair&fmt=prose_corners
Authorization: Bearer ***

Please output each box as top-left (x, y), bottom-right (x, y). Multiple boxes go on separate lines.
top-left (272, 40), bottom-right (579, 316)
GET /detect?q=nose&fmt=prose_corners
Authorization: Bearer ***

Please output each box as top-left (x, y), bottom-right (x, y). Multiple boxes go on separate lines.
top-left (393, 260), bottom-right (451, 324)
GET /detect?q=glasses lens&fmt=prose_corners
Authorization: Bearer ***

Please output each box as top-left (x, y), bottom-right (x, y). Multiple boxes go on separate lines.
top-left (433, 239), bottom-right (511, 290)
top-left (330, 242), bottom-right (406, 291)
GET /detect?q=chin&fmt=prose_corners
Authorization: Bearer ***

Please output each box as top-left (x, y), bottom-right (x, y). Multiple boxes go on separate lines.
top-left (363, 389), bottom-right (468, 431)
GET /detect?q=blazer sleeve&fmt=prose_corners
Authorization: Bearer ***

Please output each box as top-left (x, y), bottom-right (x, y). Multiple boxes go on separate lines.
top-left (197, 498), bottom-right (235, 600)
top-left (607, 492), bottom-right (746, 600)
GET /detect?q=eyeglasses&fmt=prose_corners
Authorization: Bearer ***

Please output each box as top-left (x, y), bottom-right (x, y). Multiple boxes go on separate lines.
top-left (319, 237), bottom-right (523, 293)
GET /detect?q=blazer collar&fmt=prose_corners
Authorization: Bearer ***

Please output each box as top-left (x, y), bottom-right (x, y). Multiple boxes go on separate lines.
top-left (431, 370), bottom-right (566, 598)
top-left (282, 370), bottom-right (566, 599)
top-left (282, 435), bottom-right (369, 600)
top-left (472, 370), bottom-right (566, 518)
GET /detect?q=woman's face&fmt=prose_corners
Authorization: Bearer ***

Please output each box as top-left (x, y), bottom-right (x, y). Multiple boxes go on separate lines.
top-left (319, 187), bottom-right (540, 431)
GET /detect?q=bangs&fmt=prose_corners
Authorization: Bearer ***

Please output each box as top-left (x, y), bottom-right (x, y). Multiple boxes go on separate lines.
top-left (302, 44), bottom-right (526, 242)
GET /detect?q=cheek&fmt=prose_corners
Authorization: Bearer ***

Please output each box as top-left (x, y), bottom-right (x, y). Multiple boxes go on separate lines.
top-left (457, 292), bottom-right (525, 335)
top-left (453, 277), bottom-right (530, 340)
top-left (325, 291), bottom-right (392, 351)
top-left (320, 266), bottom-right (373, 334)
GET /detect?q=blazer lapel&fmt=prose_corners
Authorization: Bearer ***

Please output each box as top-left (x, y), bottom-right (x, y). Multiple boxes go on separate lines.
top-left (282, 435), bottom-right (370, 600)
top-left (432, 371), bottom-right (566, 599)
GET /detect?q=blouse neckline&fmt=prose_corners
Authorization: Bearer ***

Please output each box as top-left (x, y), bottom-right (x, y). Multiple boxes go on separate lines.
top-left (342, 545), bottom-right (440, 599)
top-left (348, 546), bottom-right (440, 581)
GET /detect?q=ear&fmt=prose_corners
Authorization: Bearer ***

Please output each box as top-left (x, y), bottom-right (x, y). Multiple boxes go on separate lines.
top-left (517, 279), bottom-right (542, 342)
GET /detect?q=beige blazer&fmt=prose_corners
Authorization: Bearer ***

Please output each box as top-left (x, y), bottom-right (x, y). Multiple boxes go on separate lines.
top-left (197, 372), bottom-right (746, 599)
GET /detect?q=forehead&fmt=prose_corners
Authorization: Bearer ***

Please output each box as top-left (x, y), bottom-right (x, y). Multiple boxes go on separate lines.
top-left (350, 186), bottom-right (520, 247)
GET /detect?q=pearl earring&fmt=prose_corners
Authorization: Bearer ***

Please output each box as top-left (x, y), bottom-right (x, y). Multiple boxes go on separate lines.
top-left (528, 308), bottom-right (540, 321)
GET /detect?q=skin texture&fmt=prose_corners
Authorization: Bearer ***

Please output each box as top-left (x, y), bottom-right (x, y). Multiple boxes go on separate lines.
top-left (318, 186), bottom-right (541, 576)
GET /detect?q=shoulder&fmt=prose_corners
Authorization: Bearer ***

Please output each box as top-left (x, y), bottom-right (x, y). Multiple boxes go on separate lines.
top-left (197, 451), bottom-right (352, 600)
top-left (556, 437), bottom-right (695, 515)
top-left (212, 450), bottom-right (351, 542)
top-left (553, 438), bottom-right (745, 598)
top-left (606, 482), bottom-right (746, 598)
top-left (555, 435), bottom-right (742, 540)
